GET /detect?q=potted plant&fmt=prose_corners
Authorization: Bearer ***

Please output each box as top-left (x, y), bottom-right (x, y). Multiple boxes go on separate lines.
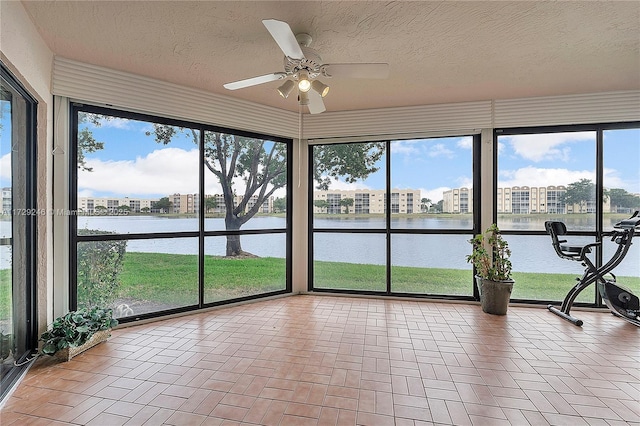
top-left (39, 307), bottom-right (118, 361)
top-left (466, 224), bottom-right (513, 315)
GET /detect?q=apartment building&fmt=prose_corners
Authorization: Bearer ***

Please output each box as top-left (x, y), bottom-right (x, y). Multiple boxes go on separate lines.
top-left (313, 189), bottom-right (421, 214)
top-left (444, 185), bottom-right (612, 214)
top-left (204, 194), bottom-right (272, 214)
top-left (77, 196), bottom-right (157, 214)
top-left (170, 193), bottom-right (199, 214)
top-left (1, 187), bottom-right (11, 213)
top-left (443, 187), bottom-right (473, 214)
top-left (77, 193), bottom-right (273, 215)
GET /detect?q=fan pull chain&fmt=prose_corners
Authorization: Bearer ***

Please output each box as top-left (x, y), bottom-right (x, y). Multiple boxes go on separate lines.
top-left (298, 104), bottom-right (303, 188)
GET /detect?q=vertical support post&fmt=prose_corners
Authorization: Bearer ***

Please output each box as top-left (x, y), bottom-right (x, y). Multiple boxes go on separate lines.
top-left (292, 137), bottom-right (308, 293)
top-left (52, 96), bottom-right (69, 317)
top-left (480, 128), bottom-right (494, 232)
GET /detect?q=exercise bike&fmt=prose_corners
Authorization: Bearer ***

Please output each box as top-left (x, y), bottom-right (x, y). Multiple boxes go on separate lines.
top-left (545, 211), bottom-right (640, 327)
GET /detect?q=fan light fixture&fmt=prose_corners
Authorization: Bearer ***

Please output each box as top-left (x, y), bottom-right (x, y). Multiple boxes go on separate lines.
top-left (297, 70), bottom-right (311, 92)
top-left (223, 19), bottom-right (390, 114)
top-left (277, 80), bottom-right (295, 98)
top-left (279, 69), bottom-right (330, 107)
top-left (298, 91), bottom-right (310, 105)
top-left (311, 80), bottom-right (330, 97)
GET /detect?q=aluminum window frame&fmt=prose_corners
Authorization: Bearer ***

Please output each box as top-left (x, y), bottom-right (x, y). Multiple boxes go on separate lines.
top-left (494, 121), bottom-right (640, 307)
top-left (308, 135), bottom-right (481, 299)
top-left (69, 104), bottom-right (292, 323)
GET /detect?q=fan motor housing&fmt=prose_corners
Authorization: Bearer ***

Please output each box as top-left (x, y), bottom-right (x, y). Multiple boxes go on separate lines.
top-left (284, 46), bottom-right (322, 79)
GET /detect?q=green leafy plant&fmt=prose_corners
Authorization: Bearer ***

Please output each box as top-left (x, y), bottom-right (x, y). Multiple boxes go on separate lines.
top-left (466, 224), bottom-right (513, 281)
top-left (77, 229), bottom-right (127, 309)
top-left (39, 307), bottom-right (118, 355)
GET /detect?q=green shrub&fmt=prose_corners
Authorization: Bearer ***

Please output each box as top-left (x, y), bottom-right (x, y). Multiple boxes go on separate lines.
top-left (77, 229), bottom-right (127, 309)
top-left (0, 331), bottom-right (12, 361)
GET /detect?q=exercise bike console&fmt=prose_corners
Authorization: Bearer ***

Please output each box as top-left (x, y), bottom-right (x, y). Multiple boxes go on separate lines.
top-left (545, 211), bottom-right (640, 327)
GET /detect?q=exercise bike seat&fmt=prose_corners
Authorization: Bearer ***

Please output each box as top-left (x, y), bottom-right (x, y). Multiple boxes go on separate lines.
top-left (545, 221), bottom-right (591, 259)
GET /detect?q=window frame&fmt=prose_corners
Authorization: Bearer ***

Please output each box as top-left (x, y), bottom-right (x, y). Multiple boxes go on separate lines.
top-left (0, 62), bottom-right (39, 400)
top-left (494, 122), bottom-right (640, 307)
top-left (308, 135), bottom-right (481, 299)
top-left (69, 104), bottom-right (292, 323)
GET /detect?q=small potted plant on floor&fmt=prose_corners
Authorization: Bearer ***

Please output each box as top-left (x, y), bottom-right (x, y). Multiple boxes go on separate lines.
top-left (466, 224), bottom-right (514, 315)
top-left (39, 307), bottom-right (118, 361)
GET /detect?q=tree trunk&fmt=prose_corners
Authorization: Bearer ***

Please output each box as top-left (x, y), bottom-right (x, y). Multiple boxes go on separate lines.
top-left (225, 215), bottom-right (243, 256)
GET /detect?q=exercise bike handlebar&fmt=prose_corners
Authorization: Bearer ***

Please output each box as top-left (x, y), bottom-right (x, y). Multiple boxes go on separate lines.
top-left (612, 210), bottom-right (640, 230)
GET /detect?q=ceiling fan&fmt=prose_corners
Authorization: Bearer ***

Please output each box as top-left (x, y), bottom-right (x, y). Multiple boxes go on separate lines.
top-left (223, 19), bottom-right (389, 114)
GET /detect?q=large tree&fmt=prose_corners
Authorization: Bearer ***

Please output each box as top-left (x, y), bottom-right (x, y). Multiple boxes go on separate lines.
top-left (561, 178), bottom-right (609, 213)
top-left (562, 178), bottom-right (595, 213)
top-left (79, 114), bottom-right (384, 256)
top-left (150, 126), bottom-right (384, 255)
top-left (313, 199), bottom-right (329, 212)
top-left (340, 197), bottom-right (354, 214)
top-left (312, 143), bottom-right (384, 190)
top-left (204, 196), bottom-right (218, 213)
top-left (152, 197), bottom-right (172, 214)
top-left (77, 113), bottom-right (112, 171)
top-left (608, 188), bottom-right (640, 211)
top-left (273, 197), bottom-right (286, 213)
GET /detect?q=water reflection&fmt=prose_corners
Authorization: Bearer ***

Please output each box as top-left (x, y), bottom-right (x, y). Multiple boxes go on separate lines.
top-left (68, 215), bottom-right (639, 276)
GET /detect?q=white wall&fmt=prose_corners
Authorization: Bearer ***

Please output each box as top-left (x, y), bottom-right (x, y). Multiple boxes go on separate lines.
top-left (1, 1), bottom-right (54, 329)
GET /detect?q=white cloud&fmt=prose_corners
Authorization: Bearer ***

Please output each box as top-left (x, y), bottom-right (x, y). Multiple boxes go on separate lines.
top-left (503, 131), bottom-right (593, 162)
top-left (419, 186), bottom-right (450, 203)
top-left (392, 140), bottom-right (420, 155)
top-left (79, 147), bottom-right (205, 197)
top-left (428, 143), bottom-right (455, 158)
top-left (456, 176), bottom-right (473, 188)
top-left (456, 137), bottom-right (473, 150)
top-left (0, 152), bottom-right (10, 181)
top-left (603, 167), bottom-right (638, 192)
top-left (97, 117), bottom-right (134, 130)
top-left (498, 166), bottom-right (594, 187)
top-left (79, 147), bottom-right (290, 198)
top-left (321, 178), bottom-right (371, 191)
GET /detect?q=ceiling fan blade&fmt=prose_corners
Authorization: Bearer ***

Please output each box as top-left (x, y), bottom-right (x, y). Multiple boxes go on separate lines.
top-left (223, 73), bottom-right (286, 90)
top-left (322, 63), bottom-right (390, 79)
top-left (307, 90), bottom-right (326, 114)
top-left (262, 19), bottom-right (305, 60)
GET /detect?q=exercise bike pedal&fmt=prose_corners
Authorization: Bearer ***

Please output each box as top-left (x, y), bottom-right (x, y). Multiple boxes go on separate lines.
top-left (597, 281), bottom-right (640, 327)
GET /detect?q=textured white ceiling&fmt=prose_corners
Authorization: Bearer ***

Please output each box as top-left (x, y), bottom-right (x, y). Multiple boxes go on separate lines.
top-left (21, 1), bottom-right (640, 113)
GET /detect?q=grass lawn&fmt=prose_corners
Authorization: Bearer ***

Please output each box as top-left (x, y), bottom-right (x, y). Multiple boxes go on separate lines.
top-left (115, 252), bottom-right (639, 305)
top-left (117, 252), bottom-right (287, 306)
top-left (0, 269), bottom-right (10, 321)
top-left (3, 251), bottom-right (638, 318)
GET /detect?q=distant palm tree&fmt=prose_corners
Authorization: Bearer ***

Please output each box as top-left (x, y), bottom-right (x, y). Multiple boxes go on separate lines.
top-left (421, 197), bottom-right (432, 213)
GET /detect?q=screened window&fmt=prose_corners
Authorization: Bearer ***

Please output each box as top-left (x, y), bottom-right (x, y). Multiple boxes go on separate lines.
top-left (496, 125), bottom-right (639, 303)
top-left (310, 136), bottom-right (478, 297)
top-left (72, 105), bottom-right (291, 321)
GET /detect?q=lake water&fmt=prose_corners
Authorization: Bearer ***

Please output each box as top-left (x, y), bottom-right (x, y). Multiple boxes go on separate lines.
top-left (2, 216), bottom-right (638, 277)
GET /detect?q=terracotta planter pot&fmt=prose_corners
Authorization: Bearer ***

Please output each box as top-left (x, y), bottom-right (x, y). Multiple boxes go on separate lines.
top-left (476, 276), bottom-right (514, 315)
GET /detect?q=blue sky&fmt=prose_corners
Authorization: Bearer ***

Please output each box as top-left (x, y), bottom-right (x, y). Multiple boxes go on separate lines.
top-left (1, 108), bottom-right (638, 203)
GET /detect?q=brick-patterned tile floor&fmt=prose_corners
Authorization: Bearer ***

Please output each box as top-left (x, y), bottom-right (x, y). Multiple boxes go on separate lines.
top-left (1, 295), bottom-right (638, 425)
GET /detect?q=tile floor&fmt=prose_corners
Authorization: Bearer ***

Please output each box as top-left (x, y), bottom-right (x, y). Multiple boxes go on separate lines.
top-left (1, 295), bottom-right (639, 425)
